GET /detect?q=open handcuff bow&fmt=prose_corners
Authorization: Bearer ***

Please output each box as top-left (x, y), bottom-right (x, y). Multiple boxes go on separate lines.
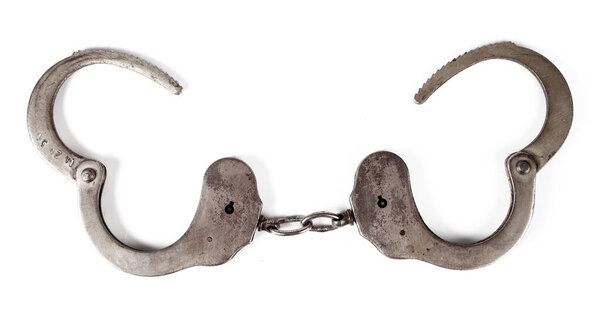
top-left (28, 42), bottom-right (573, 275)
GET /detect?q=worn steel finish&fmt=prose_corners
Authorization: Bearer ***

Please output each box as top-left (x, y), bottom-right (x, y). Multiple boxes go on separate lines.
top-left (28, 42), bottom-right (572, 274)
top-left (351, 42), bottom-right (573, 269)
top-left (351, 151), bottom-right (535, 269)
top-left (258, 209), bottom-right (354, 236)
top-left (28, 50), bottom-right (183, 180)
top-left (77, 158), bottom-right (262, 275)
top-left (414, 42), bottom-right (573, 170)
top-left (28, 50), bottom-right (262, 276)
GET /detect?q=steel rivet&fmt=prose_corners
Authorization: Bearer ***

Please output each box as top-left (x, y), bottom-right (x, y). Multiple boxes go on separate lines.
top-left (516, 161), bottom-right (531, 174)
top-left (81, 168), bottom-right (97, 182)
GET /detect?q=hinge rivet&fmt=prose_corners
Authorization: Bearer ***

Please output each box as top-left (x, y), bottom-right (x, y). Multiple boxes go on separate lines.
top-left (81, 168), bottom-right (97, 182)
top-left (516, 161), bottom-right (531, 175)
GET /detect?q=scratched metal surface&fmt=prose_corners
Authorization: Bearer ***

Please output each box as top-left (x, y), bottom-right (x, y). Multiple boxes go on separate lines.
top-left (27, 42), bottom-right (572, 273)
top-left (351, 151), bottom-right (535, 269)
top-left (27, 49), bottom-right (182, 180)
top-left (351, 42), bottom-right (572, 269)
top-left (77, 158), bottom-right (262, 276)
top-left (27, 50), bottom-right (262, 276)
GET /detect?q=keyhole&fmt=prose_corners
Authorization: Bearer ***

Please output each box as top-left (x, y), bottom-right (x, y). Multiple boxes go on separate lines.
top-left (225, 201), bottom-right (235, 214)
top-left (377, 195), bottom-right (387, 208)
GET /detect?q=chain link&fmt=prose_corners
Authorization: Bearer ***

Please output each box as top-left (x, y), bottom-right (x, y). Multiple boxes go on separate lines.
top-left (258, 209), bottom-right (355, 236)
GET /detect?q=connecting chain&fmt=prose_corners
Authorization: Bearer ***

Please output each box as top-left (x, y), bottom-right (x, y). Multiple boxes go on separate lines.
top-left (258, 209), bottom-right (355, 236)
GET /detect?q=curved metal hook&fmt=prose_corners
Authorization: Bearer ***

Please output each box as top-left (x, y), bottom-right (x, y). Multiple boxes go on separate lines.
top-left (351, 42), bottom-right (572, 269)
top-left (415, 41), bottom-right (573, 170)
top-left (28, 49), bottom-right (182, 180)
top-left (28, 50), bottom-right (263, 275)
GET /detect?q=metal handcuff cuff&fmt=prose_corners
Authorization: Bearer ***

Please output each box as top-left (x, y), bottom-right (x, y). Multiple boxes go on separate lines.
top-left (28, 42), bottom-right (573, 275)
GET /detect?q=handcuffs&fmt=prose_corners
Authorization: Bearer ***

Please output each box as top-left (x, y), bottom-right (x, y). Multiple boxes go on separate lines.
top-left (28, 42), bottom-right (573, 275)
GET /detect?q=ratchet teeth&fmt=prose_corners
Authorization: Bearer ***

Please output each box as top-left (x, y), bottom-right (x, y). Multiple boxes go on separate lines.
top-left (414, 41), bottom-right (515, 104)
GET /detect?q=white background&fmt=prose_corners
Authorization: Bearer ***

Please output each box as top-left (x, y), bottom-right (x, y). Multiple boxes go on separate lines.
top-left (1, 0), bottom-right (598, 318)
